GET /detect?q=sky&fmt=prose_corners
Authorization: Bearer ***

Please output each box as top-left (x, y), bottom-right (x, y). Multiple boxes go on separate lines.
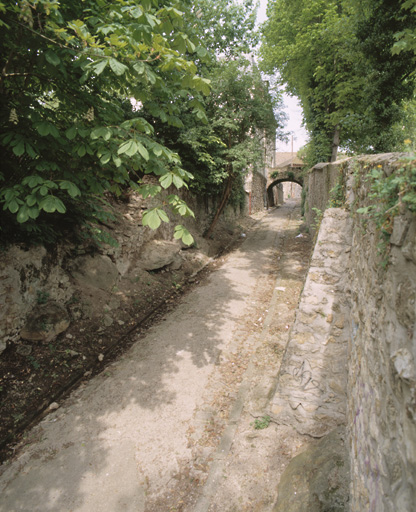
top-left (256, 0), bottom-right (309, 152)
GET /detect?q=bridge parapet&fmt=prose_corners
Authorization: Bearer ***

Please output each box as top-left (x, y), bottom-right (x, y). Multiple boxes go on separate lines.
top-left (266, 167), bottom-right (304, 188)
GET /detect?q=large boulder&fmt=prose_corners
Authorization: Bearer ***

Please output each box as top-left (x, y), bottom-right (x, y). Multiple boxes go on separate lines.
top-left (274, 427), bottom-right (350, 512)
top-left (71, 254), bottom-right (119, 291)
top-left (139, 240), bottom-right (181, 271)
top-left (20, 302), bottom-right (70, 343)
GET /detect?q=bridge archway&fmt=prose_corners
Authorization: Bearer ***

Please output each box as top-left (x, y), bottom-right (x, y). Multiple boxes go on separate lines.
top-left (266, 169), bottom-right (304, 207)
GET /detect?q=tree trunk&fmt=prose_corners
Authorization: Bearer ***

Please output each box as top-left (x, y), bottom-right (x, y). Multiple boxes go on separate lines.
top-left (331, 125), bottom-right (340, 162)
top-left (203, 167), bottom-right (234, 239)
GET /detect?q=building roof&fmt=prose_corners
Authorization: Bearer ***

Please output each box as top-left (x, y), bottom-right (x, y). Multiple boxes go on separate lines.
top-left (274, 152), bottom-right (304, 168)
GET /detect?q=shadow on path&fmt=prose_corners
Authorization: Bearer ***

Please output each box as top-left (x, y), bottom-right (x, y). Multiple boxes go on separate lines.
top-left (0, 203), bottom-right (302, 512)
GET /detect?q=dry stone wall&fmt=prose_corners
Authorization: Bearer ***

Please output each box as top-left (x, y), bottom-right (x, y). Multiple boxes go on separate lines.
top-left (348, 156), bottom-right (416, 512)
top-left (304, 153), bottom-right (416, 511)
top-left (303, 160), bottom-right (345, 234)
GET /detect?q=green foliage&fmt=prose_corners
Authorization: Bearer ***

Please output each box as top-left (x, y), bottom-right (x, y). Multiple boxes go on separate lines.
top-left (356, 153), bottom-right (416, 263)
top-left (297, 142), bottom-right (328, 170)
top-left (393, 0), bottom-right (416, 56)
top-left (312, 207), bottom-right (323, 232)
top-left (260, 0), bottom-right (416, 165)
top-left (0, 0), bottom-right (286, 248)
top-left (197, 59), bottom-right (280, 186)
top-left (27, 355), bottom-right (41, 371)
top-left (349, 0), bottom-right (416, 153)
top-left (0, 0), bottom-right (207, 246)
top-left (260, 0), bottom-right (360, 163)
top-left (162, 59), bottom-right (283, 198)
top-left (394, 97), bottom-right (416, 147)
top-left (328, 178), bottom-right (345, 208)
top-left (145, 1), bottom-right (285, 229)
top-left (253, 415), bottom-right (271, 430)
top-left (357, 158), bottom-right (416, 218)
top-left (173, 225), bottom-right (194, 246)
top-left (36, 290), bottom-right (49, 304)
top-left (300, 185), bottom-right (307, 217)
top-left (142, 208), bottom-right (170, 230)
top-left (190, 0), bottom-right (259, 59)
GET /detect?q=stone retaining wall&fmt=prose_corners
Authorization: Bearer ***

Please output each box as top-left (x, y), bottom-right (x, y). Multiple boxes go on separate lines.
top-left (267, 182), bottom-right (284, 208)
top-left (303, 161), bottom-right (341, 234)
top-left (271, 208), bottom-right (352, 438)
top-left (304, 153), bottom-right (416, 511)
top-left (348, 155), bottom-right (416, 512)
top-left (252, 168), bottom-right (267, 213)
top-left (245, 168), bottom-right (269, 213)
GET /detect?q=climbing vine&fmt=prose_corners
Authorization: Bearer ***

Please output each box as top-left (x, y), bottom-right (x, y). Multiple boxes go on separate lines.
top-left (355, 150), bottom-right (416, 263)
top-left (328, 172), bottom-right (346, 208)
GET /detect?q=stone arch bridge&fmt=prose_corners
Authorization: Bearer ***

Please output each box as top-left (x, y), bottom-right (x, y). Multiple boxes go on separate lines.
top-left (266, 167), bottom-right (304, 207)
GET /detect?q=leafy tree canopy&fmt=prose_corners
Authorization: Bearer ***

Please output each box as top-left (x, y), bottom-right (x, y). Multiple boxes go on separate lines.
top-left (0, 0), bottom-right (284, 246)
top-left (260, 0), bottom-right (416, 166)
top-left (147, 0), bottom-right (284, 236)
top-left (0, 0), bottom-right (207, 245)
top-left (190, 0), bottom-right (259, 59)
top-left (170, 59), bottom-right (283, 195)
top-left (392, 0), bottom-right (416, 56)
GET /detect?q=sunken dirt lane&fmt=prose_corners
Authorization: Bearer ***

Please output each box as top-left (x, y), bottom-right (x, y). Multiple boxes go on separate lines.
top-left (0, 200), bottom-right (313, 512)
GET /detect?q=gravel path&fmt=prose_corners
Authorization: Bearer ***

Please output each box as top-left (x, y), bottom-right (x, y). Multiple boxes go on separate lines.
top-left (0, 201), bottom-right (312, 512)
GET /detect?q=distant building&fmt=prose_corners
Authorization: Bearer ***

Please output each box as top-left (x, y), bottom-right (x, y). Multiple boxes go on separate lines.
top-left (273, 152), bottom-right (304, 171)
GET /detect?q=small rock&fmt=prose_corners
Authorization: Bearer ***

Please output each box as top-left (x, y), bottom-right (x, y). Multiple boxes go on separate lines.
top-left (103, 314), bottom-right (113, 327)
top-left (273, 427), bottom-right (349, 512)
top-left (16, 344), bottom-right (32, 356)
top-left (390, 217), bottom-right (410, 247)
top-left (335, 316), bottom-right (345, 329)
top-left (67, 350), bottom-right (79, 358)
top-left (84, 370), bottom-right (92, 377)
top-left (117, 320), bottom-right (125, 326)
top-left (20, 302), bottom-right (70, 343)
top-left (48, 402), bottom-right (59, 411)
top-left (98, 353), bottom-right (104, 362)
top-left (391, 348), bottom-right (416, 382)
